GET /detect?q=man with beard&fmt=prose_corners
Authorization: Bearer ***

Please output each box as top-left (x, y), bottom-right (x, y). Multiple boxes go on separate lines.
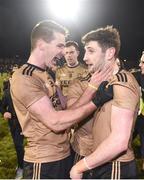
top-left (70, 26), bottom-right (140, 179)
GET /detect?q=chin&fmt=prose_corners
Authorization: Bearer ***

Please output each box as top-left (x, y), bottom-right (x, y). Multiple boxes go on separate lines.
top-left (89, 68), bottom-right (95, 74)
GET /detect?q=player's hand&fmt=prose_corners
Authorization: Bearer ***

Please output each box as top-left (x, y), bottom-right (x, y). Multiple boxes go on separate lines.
top-left (89, 65), bottom-right (113, 89)
top-left (70, 165), bottom-right (83, 180)
top-left (92, 81), bottom-right (113, 107)
top-left (3, 112), bottom-right (12, 120)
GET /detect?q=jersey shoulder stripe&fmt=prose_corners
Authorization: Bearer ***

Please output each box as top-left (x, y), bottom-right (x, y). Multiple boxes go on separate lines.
top-left (115, 72), bottom-right (128, 82)
top-left (22, 65), bottom-right (36, 76)
top-left (77, 73), bottom-right (91, 82)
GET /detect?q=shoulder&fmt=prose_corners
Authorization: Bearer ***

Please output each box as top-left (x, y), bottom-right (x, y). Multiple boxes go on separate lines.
top-left (78, 63), bottom-right (87, 68)
top-left (56, 64), bottom-right (69, 74)
top-left (109, 70), bottom-right (140, 96)
top-left (77, 63), bottom-right (88, 71)
top-left (69, 73), bottom-right (91, 91)
top-left (77, 73), bottom-right (91, 82)
top-left (112, 71), bottom-right (129, 83)
top-left (110, 70), bottom-right (138, 86)
top-left (58, 64), bottom-right (68, 70)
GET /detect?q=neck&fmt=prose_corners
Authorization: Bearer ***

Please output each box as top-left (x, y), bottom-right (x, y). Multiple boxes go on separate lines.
top-left (27, 50), bottom-right (47, 70)
top-left (67, 61), bottom-right (79, 67)
top-left (113, 60), bottom-right (120, 75)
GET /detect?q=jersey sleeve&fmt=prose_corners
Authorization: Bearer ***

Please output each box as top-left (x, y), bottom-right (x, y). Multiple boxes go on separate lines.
top-left (11, 75), bottom-right (47, 108)
top-left (67, 79), bottom-right (87, 107)
top-left (55, 68), bottom-right (61, 87)
top-left (110, 72), bottom-right (140, 111)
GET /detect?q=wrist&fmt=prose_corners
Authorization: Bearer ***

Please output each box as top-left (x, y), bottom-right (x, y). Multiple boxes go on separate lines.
top-left (88, 83), bottom-right (98, 91)
top-left (73, 157), bottom-right (92, 175)
top-left (83, 157), bottom-right (92, 170)
top-left (73, 164), bottom-right (83, 175)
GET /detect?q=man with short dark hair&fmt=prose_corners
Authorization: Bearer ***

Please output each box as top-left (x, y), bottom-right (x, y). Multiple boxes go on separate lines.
top-left (56, 41), bottom-right (88, 99)
top-left (10, 20), bottom-right (113, 179)
top-left (70, 26), bottom-right (140, 179)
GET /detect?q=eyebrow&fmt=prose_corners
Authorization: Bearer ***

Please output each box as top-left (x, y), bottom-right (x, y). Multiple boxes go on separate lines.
top-left (65, 50), bottom-right (75, 53)
top-left (57, 43), bottom-right (65, 47)
top-left (85, 46), bottom-right (94, 50)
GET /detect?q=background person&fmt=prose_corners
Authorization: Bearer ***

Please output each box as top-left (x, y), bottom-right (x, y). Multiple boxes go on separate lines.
top-left (1, 74), bottom-right (24, 179)
top-left (56, 41), bottom-right (88, 100)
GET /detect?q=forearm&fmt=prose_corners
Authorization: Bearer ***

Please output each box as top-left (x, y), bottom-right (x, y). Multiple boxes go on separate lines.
top-left (40, 101), bottom-right (97, 132)
top-left (68, 86), bottom-right (96, 109)
top-left (56, 101), bottom-right (97, 131)
top-left (29, 96), bottom-right (97, 132)
top-left (73, 134), bottom-right (128, 174)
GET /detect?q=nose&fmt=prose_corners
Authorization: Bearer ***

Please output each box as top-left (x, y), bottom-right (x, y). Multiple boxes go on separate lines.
top-left (83, 53), bottom-right (88, 62)
top-left (60, 47), bottom-right (65, 56)
top-left (139, 62), bottom-right (142, 67)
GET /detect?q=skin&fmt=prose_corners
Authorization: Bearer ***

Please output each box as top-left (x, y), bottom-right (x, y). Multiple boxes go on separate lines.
top-left (139, 53), bottom-right (144, 74)
top-left (28, 32), bottom-right (65, 70)
top-left (3, 112), bottom-right (12, 120)
top-left (83, 41), bottom-right (106, 73)
top-left (64, 45), bottom-right (79, 67)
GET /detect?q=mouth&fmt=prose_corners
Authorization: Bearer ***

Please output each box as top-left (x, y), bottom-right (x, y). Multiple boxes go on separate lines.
top-left (87, 64), bottom-right (93, 68)
top-left (67, 59), bottom-right (73, 61)
top-left (55, 53), bottom-right (64, 60)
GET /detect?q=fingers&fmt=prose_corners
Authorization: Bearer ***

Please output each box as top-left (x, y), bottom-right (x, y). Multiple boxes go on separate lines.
top-left (90, 65), bottom-right (113, 87)
top-left (98, 65), bottom-right (113, 81)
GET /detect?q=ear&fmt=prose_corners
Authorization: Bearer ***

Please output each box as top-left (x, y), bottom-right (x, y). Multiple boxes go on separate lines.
top-left (37, 39), bottom-right (46, 51)
top-left (77, 50), bottom-right (80, 56)
top-left (105, 47), bottom-right (116, 61)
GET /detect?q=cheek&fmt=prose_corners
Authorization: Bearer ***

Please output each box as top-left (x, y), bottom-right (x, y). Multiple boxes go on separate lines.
top-left (141, 64), bottom-right (144, 69)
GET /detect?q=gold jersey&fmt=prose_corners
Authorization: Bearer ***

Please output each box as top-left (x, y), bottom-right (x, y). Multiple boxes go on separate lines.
top-left (56, 63), bottom-right (88, 96)
top-left (67, 73), bottom-right (94, 156)
top-left (10, 63), bottom-right (70, 163)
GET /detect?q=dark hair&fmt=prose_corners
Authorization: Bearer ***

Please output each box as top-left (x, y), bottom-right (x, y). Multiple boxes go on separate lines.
top-left (31, 20), bottom-right (69, 51)
top-left (82, 26), bottom-right (120, 58)
top-left (65, 41), bottom-right (79, 51)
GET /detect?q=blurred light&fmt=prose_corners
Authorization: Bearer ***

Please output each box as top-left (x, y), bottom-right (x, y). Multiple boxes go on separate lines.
top-left (49, 0), bottom-right (81, 21)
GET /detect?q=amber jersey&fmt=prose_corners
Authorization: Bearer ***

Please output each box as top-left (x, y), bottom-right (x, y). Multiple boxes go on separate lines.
top-left (67, 73), bottom-right (94, 156)
top-left (92, 70), bottom-right (140, 162)
top-left (10, 63), bottom-right (70, 163)
top-left (56, 63), bottom-right (88, 96)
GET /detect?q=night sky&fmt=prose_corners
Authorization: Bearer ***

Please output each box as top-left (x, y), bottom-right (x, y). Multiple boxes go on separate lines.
top-left (0, 0), bottom-right (144, 68)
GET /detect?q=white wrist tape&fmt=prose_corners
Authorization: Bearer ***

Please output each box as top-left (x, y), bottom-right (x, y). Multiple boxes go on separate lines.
top-left (83, 157), bottom-right (91, 170)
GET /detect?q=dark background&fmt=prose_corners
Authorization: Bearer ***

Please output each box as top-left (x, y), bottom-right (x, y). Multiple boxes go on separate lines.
top-left (0, 0), bottom-right (144, 68)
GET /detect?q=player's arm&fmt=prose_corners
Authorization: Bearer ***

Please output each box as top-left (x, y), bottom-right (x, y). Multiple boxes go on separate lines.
top-left (70, 85), bottom-right (138, 179)
top-left (28, 95), bottom-right (96, 132)
top-left (28, 81), bottom-right (113, 132)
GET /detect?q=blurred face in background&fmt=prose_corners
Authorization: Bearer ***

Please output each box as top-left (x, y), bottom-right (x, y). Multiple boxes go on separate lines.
top-left (139, 53), bottom-right (144, 74)
top-left (64, 46), bottom-right (79, 67)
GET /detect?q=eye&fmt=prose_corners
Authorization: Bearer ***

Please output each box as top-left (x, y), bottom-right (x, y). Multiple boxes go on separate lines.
top-left (57, 44), bottom-right (64, 48)
top-left (88, 49), bottom-right (94, 53)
